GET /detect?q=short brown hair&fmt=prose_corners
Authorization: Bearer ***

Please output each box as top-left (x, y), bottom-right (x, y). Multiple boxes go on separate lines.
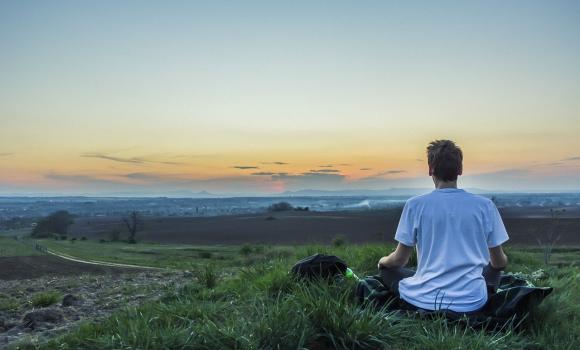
top-left (427, 140), bottom-right (463, 182)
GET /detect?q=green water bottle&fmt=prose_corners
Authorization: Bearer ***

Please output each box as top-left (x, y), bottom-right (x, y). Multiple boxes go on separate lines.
top-left (345, 267), bottom-right (359, 281)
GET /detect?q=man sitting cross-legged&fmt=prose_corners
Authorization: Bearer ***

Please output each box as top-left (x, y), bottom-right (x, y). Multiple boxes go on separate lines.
top-left (377, 139), bottom-right (509, 313)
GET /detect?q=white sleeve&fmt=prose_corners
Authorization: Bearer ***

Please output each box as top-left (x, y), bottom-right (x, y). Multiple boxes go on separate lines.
top-left (486, 201), bottom-right (509, 248)
top-left (395, 201), bottom-right (416, 246)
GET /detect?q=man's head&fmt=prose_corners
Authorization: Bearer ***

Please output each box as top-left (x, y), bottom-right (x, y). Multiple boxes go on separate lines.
top-left (427, 140), bottom-right (463, 182)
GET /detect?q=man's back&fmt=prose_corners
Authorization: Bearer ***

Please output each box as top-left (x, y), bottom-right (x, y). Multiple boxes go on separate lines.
top-left (395, 188), bottom-right (509, 312)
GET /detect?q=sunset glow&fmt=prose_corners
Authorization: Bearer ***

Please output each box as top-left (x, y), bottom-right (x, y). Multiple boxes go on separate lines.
top-left (1, 1), bottom-right (579, 195)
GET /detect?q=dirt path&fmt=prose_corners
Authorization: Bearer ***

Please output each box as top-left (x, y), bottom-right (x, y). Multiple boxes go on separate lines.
top-left (44, 247), bottom-right (164, 270)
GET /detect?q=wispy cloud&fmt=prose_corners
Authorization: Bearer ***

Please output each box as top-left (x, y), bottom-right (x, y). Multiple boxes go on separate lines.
top-left (360, 168), bottom-right (372, 171)
top-left (231, 165), bottom-right (260, 170)
top-left (261, 161), bottom-right (288, 165)
top-left (81, 152), bottom-right (182, 165)
top-left (0, 153), bottom-right (13, 157)
top-left (562, 156), bottom-right (580, 161)
top-left (318, 164), bottom-right (334, 168)
top-left (309, 169), bottom-right (340, 173)
top-left (251, 171), bottom-right (276, 176)
top-left (375, 169), bottom-right (406, 176)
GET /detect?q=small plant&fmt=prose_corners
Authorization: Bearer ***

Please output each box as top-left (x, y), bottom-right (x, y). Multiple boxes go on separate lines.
top-left (30, 291), bottom-right (61, 307)
top-left (60, 235), bottom-right (67, 240)
top-left (70, 237), bottom-right (77, 243)
top-left (536, 208), bottom-right (564, 265)
top-left (109, 230), bottom-right (121, 242)
top-left (99, 239), bottom-right (107, 243)
top-left (0, 294), bottom-right (19, 311)
top-left (240, 244), bottom-right (253, 256)
top-left (332, 234), bottom-right (347, 247)
top-left (197, 264), bottom-right (219, 289)
top-left (199, 251), bottom-right (213, 259)
top-left (80, 236), bottom-right (87, 241)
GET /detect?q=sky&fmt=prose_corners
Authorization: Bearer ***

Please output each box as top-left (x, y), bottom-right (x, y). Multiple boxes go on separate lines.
top-left (1, 1), bottom-right (579, 196)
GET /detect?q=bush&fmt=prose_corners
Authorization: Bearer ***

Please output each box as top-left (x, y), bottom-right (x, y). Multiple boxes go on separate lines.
top-left (267, 202), bottom-right (293, 212)
top-left (99, 239), bottom-right (107, 244)
top-left (60, 235), bottom-right (68, 240)
top-left (240, 244), bottom-right (253, 256)
top-left (199, 251), bottom-right (213, 259)
top-left (197, 265), bottom-right (219, 289)
top-left (70, 237), bottom-right (77, 243)
top-left (332, 234), bottom-right (347, 247)
top-left (81, 236), bottom-right (87, 241)
top-left (30, 291), bottom-right (61, 307)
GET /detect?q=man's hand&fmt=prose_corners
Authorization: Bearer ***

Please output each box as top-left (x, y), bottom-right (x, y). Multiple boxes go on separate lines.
top-left (377, 256), bottom-right (390, 269)
top-left (377, 243), bottom-right (414, 269)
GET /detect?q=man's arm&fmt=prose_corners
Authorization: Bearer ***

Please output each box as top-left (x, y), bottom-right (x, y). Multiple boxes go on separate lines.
top-left (489, 245), bottom-right (508, 269)
top-left (377, 243), bottom-right (414, 269)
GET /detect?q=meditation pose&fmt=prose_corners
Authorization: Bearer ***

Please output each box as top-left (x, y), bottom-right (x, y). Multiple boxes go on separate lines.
top-left (377, 140), bottom-right (509, 312)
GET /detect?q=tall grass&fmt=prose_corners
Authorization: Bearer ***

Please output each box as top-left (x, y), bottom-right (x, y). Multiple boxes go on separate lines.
top-left (37, 244), bottom-right (578, 350)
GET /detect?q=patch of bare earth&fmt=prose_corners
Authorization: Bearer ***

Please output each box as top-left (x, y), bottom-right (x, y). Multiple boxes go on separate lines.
top-left (0, 270), bottom-right (191, 349)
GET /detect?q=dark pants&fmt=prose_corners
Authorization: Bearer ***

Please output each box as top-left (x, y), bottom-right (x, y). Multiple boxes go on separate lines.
top-left (379, 263), bottom-right (502, 310)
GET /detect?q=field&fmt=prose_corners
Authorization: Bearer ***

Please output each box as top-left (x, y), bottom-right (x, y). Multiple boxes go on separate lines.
top-left (2, 209), bottom-right (580, 350)
top-left (67, 209), bottom-right (580, 246)
top-left (2, 238), bottom-right (576, 349)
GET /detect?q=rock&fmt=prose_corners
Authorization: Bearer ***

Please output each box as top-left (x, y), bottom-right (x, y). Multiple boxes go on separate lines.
top-left (62, 294), bottom-right (81, 307)
top-left (22, 309), bottom-right (63, 329)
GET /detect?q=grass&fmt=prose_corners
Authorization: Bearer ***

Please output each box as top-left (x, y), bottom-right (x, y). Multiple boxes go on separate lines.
top-left (23, 243), bottom-right (577, 350)
top-left (0, 236), bottom-right (43, 257)
top-left (30, 291), bottom-right (61, 308)
top-left (39, 239), bottom-right (242, 270)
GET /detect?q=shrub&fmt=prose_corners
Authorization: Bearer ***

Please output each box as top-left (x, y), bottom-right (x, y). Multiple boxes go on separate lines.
top-left (199, 251), bottom-right (213, 259)
top-left (267, 201), bottom-right (293, 212)
top-left (332, 234), bottom-right (347, 247)
top-left (197, 265), bottom-right (219, 289)
top-left (30, 291), bottom-right (61, 307)
top-left (70, 237), bottom-right (77, 243)
top-left (99, 239), bottom-right (107, 244)
top-left (240, 244), bottom-right (253, 256)
top-left (60, 235), bottom-right (68, 240)
top-left (81, 236), bottom-right (87, 241)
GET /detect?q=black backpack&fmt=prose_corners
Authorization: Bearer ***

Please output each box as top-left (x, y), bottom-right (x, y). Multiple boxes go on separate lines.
top-left (291, 253), bottom-right (348, 280)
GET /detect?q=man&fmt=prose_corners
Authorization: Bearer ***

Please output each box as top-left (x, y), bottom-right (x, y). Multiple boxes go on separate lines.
top-left (377, 140), bottom-right (509, 313)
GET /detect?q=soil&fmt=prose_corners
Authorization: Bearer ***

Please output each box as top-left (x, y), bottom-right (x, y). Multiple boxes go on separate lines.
top-left (0, 256), bottom-right (143, 281)
top-left (68, 209), bottom-right (580, 246)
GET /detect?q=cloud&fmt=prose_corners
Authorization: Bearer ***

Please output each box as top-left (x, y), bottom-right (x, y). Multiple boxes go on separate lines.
top-left (261, 161), bottom-right (288, 165)
top-left (374, 169), bottom-right (406, 176)
top-left (271, 172), bottom-right (347, 191)
top-left (81, 153), bottom-right (182, 165)
top-left (231, 165), bottom-right (259, 170)
top-left (359, 168), bottom-right (372, 171)
top-left (338, 163), bottom-right (350, 166)
top-left (318, 164), bottom-right (334, 168)
top-left (309, 169), bottom-right (340, 173)
top-left (0, 153), bottom-right (13, 157)
top-left (562, 156), bottom-right (580, 161)
top-left (251, 172), bottom-right (276, 176)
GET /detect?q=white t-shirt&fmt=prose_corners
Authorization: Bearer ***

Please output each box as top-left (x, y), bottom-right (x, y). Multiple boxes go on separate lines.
top-left (395, 188), bottom-right (509, 313)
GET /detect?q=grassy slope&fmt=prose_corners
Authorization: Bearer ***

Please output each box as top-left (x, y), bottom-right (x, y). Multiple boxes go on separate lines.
top-left (29, 243), bottom-right (579, 350)
top-left (40, 239), bottom-right (243, 270)
top-left (0, 236), bottom-right (43, 257)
